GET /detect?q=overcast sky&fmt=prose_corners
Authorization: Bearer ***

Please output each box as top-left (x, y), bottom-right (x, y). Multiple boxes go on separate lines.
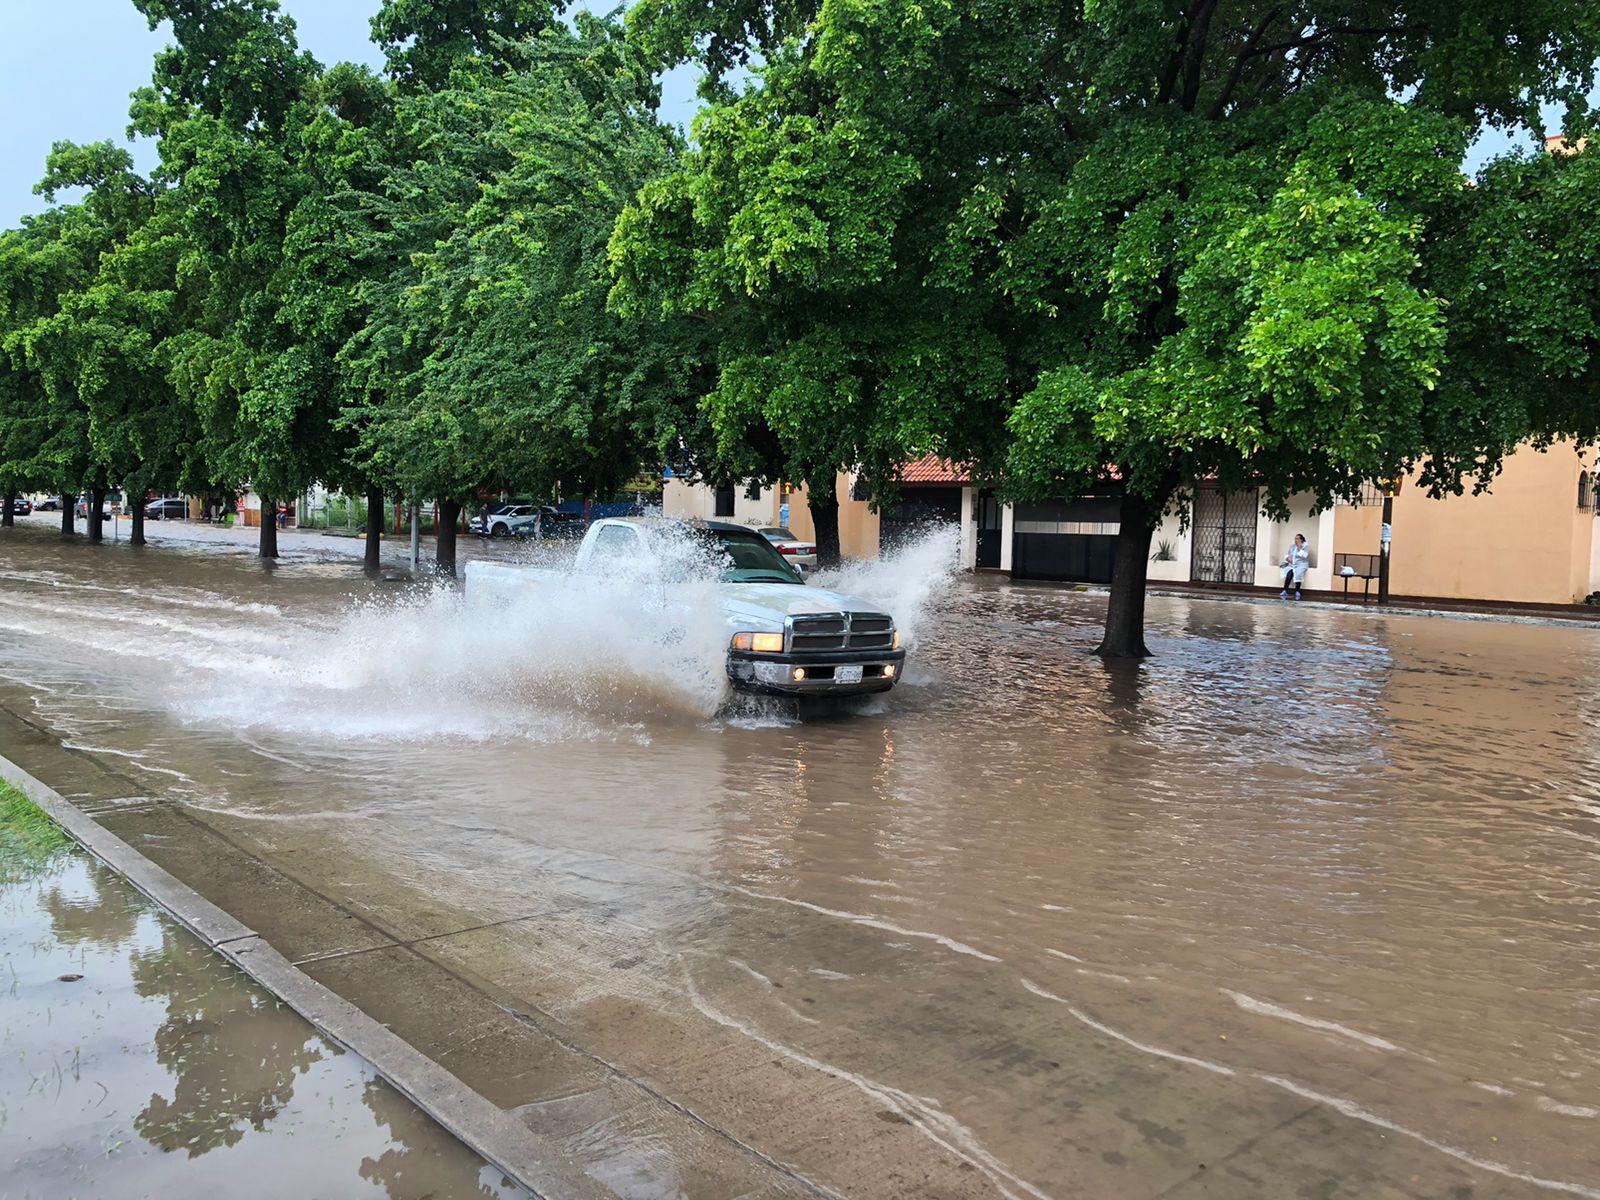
top-left (0, 1), bottom-right (1583, 228)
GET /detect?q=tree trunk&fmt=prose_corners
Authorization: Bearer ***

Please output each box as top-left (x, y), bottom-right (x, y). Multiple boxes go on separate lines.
top-left (130, 497), bottom-right (146, 546)
top-left (87, 487), bottom-right (105, 543)
top-left (808, 488), bottom-right (841, 569)
top-left (259, 497), bottom-right (278, 559)
top-left (61, 499), bottom-right (74, 537)
top-left (1096, 487), bottom-right (1167, 659)
top-left (435, 499), bottom-right (461, 576)
top-left (1, 492), bottom-right (13, 528)
top-left (363, 485), bottom-right (383, 575)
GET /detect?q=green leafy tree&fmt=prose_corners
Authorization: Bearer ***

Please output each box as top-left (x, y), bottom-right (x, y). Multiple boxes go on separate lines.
top-left (621, 0), bottom-right (1600, 651)
top-left (0, 196), bottom-right (118, 537)
top-left (371, 0), bottom-right (557, 90)
top-left (0, 210), bottom-right (86, 529)
top-left (33, 142), bottom-right (204, 545)
top-left (341, 17), bottom-right (688, 574)
top-left (130, 0), bottom-right (334, 558)
top-left (278, 61), bottom-right (398, 572)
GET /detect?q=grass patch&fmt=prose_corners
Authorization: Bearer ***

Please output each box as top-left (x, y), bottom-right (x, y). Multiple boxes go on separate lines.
top-left (0, 778), bottom-right (73, 882)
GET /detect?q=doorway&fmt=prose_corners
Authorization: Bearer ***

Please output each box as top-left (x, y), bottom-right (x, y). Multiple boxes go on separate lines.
top-left (975, 491), bottom-right (1002, 569)
top-left (1190, 488), bottom-right (1259, 584)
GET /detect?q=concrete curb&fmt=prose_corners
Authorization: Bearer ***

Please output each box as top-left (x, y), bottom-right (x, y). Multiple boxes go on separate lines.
top-left (0, 753), bottom-right (575, 1200)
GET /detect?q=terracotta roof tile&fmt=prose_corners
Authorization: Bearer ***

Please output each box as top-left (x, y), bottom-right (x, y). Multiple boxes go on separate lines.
top-left (899, 455), bottom-right (969, 485)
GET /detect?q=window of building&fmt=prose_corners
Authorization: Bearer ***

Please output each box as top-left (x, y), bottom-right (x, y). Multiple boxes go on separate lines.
top-left (713, 485), bottom-right (736, 517)
top-left (1340, 482), bottom-right (1385, 507)
top-left (1580, 471), bottom-right (1594, 513)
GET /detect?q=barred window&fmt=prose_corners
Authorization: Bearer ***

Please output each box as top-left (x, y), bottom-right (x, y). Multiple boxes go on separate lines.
top-left (1340, 482), bottom-right (1385, 507)
top-left (1581, 471), bottom-right (1595, 513)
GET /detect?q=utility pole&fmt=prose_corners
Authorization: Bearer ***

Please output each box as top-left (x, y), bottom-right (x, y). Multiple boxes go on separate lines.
top-left (1377, 484), bottom-right (1394, 604)
top-left (408, 498), bottom-right (420, 573)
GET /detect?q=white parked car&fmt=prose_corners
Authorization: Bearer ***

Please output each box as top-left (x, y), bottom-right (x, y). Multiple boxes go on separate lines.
top-left (754, 525), bottom-right (817, 572)
top-left (482, 504), bottom-right (539, 537)
top-left (465, 518), bottom-right (905, 697)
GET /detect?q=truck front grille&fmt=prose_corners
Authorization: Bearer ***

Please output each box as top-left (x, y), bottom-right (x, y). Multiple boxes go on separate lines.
top-left (790, 613), bottom-right (894, 652)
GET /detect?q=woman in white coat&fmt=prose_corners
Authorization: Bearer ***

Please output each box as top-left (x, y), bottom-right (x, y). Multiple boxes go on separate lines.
top-left (1280, 534), bottom-right (1310, 600)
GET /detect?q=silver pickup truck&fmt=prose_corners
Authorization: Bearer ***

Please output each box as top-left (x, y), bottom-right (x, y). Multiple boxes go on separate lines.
top-left (465, 517), bottom-right (906, 697)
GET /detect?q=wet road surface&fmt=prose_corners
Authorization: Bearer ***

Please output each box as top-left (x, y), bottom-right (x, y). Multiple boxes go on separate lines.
top-left (0, 520), bottom-right (1596, 1199)
top-left (0, 836), bottom-right (530, 1199)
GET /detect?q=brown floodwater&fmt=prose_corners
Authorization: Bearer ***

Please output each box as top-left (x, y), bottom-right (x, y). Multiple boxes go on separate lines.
top-left (0, 519), bottom-right (1596, 1199)
top-left (0, 844), bottom-right (530, 1200)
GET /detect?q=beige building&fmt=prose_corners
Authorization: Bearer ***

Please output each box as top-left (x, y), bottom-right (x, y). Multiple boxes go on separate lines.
top-left (664, 441), bottom-right (1600, 607)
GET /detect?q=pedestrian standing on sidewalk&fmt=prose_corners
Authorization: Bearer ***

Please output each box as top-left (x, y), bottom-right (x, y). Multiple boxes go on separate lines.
top-left (1280, 533), bottom-right (1310, 600)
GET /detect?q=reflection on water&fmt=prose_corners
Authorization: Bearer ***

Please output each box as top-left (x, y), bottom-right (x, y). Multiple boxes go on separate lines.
top-left (0, 849), bottom-right (528, 1199)
top-left (1, 523), bottom-right (1599, 1198)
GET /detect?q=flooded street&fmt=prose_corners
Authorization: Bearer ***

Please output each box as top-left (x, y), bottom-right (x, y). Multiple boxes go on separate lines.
top-left (0, 832), bottom-right (529, 1199)
top-left (0, 521), bottom-right (1597, 1198)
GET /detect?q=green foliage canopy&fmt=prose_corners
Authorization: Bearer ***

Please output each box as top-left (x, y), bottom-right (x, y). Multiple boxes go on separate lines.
top-left (340, 16), bottom-right (690, 507)
top-left (617, 0), bottom-right (1600, 650)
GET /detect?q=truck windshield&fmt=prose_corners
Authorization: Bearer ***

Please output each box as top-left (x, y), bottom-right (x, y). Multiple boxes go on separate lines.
top-left (702, 528), bottom-right (803, 584)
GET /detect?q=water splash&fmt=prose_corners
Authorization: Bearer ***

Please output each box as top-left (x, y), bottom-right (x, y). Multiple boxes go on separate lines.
top-left (1, 520), bottom-right (962, 744)
top-left (171, 571), bottom-right (734, 742)
top-left (809, 523), bottom-right (961, 650)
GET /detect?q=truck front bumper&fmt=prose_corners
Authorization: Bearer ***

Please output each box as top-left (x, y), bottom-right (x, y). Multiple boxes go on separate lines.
top-left (727, 648), bottom-right (907, 697)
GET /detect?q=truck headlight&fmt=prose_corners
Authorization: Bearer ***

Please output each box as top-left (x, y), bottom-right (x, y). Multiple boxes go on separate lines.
top-left (732, 631), bottom-right (785, 653)
top-left (892, 630), bottom-right (901, 650)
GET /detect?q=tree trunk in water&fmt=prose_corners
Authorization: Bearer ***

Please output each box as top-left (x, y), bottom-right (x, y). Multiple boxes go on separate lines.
top-left (1096, 488), bottom-right (1163, 659)
top-left (87, 487), bottom-right (105, 543)
top-left (1, 492), bottom-right (13, 528)
top-left (259, 498), bottom-right (278, 559)
top-left (435, 499), bottom-right (461, 576)
top-left (808, 490), bottom-right (841, 570)
top-left (61, 500), bottom-right (74, 537)
top-left (130, 497), bottom-right (146, 546)
top-left (363, 485), bottom-right (383, 575)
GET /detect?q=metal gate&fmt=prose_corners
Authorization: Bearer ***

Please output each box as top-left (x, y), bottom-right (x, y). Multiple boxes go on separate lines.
top-left (1190, 488), bottom-right (1259, 584)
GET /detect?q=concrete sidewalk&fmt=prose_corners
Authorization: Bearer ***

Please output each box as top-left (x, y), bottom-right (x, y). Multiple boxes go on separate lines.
top-left (0, 718), bottom-right (827, 1200)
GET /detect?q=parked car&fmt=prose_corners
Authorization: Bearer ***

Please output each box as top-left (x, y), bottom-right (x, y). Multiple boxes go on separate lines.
top-left (468, 501), bottom-right (525, 536)
top-left (482, 504), bottom-right (583, 539)
top-left (531, 508), bottom-right (584, 540)
top-left (466, 518), bottom-right (904, 698)
top-left (144, 497), bottom-right (189, 520)
top-left (5, 496), bottom-right (32, 516)
top-left (755, 526), bottom-right (818, 572)
top-left (482, 503), bottom-right (539, 537)
top-left (75, 495), bottom-right (113, 519)
top-left (33, 496), bottom-right (62, 511)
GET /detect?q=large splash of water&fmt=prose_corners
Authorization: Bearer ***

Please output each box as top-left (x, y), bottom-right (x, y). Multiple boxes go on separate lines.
top-left (809, 522), bottom-right (961, 650)
top-left (4, 524), bottom-right (963, 744)
top-left (172, 572), bottom-right (734, 742)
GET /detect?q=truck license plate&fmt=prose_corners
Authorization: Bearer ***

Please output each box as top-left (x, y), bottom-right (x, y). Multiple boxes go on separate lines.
top-left (835, 665), bottom-right (864, 684)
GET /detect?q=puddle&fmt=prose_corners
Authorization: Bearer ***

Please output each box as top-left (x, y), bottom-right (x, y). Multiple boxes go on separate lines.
top-left (0, 844), bottom-right (529, 1200)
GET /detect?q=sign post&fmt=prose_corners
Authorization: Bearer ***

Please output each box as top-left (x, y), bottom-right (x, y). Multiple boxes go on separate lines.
top-left (408, 496), bottom-right (420, 573)
top-left (1377, 480), bottom-right (1396, 604)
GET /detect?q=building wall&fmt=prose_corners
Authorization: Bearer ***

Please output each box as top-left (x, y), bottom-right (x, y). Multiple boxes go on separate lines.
top-left (661, 440), bottom-right (1599, 604)
top-left (1377, 443), bottom-right (1594, 605)
top-left (1147, 505), bottom-right (1193, 582)
top-left (662, 479), bottom-right (781, 526)
top-left (783, 473), bottom-right (880, 560)
top-left (1590, 516), bottom-right (1600, 598)
top-left (1256, 497), bottom-right (1337, 591)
